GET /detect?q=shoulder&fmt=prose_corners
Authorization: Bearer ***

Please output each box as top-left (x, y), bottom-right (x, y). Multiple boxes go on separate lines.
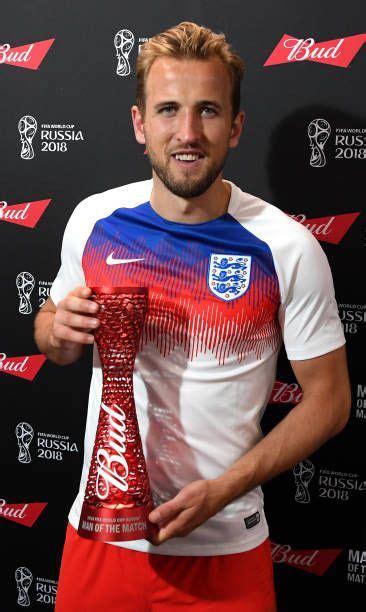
top-left (69, 178), bottom-right (153, 223)
top-left (227, 180), bottom-right (322, 260)
top-left (59, 179), bottom-right (152, 258)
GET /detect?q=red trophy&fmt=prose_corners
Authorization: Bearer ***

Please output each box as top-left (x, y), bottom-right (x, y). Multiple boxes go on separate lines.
top-left (78, 287), bottom-right (157, 542)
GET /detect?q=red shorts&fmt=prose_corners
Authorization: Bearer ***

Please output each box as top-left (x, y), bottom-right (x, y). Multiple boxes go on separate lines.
top-left (55, 523), bottom-right (276, 611)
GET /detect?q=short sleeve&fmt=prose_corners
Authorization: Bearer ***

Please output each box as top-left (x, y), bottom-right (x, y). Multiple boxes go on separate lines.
top-left (49, 204), bottom-right (87, 306)
top-left (278, 233), bottom-right (345, 360)
top-left (49, 180), bottom-right (153, 306)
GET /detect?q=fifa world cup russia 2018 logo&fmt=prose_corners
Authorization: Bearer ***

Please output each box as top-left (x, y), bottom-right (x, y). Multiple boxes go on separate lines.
top-left (114, 29), bottom-right (135, 76)
top-left (15, 566), bottom-right (33, 607)
top-left (292, 460), bottom-right (315, 504)
top-left (15, 422), bottom-right (34, 464)
top-left (18, 115), bottom-right (37, 160)
top-left (308, 118), bottom-right (331, 167)
top-left (16, 272), bottom-right (35, 315)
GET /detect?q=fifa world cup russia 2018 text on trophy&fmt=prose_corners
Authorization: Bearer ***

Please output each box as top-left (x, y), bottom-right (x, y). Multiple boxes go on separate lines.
top-left (78, 287), bottom-right (157, 542)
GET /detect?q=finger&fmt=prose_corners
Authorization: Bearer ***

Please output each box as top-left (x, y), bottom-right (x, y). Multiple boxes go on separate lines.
top-left (71, 286), bottom-right (93, 299)
top-left (60, 294), bottom-right (99, 316)
top-left (56, 310), bottom-right (99, 331)
top-left (153, 509), bottom-right (193, 544)
top-left (52, 323), bottom-right (95, 346)
top-left (149, 500), bottom-right (182, 525)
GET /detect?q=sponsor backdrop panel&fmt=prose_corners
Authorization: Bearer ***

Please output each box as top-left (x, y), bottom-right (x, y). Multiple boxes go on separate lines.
top-left (0, 1), bottom-right (364, 609)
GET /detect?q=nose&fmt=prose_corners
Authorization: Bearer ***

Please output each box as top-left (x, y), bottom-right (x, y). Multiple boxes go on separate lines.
top-left (176, 109), bottom-right (202, 144)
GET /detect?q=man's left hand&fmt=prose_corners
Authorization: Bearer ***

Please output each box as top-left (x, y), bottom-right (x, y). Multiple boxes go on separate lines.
top-left (148, 478), bottom-right (227, 545)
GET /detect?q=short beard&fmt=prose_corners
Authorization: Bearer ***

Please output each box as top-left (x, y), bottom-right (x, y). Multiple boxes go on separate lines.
top-left (147, 149), bottom-right (227, 199)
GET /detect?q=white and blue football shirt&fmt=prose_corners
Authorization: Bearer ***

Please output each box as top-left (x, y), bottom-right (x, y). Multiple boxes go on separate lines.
top-left (50, 179), bottom-right (345, 556)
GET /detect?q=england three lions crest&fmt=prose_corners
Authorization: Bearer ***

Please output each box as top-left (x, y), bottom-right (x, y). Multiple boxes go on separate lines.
top-left (208, 254), bottom-right (252, 302)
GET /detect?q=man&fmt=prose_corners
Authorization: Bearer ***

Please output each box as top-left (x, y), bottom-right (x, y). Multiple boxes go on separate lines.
top-left (34, 21), bottom-right (350, 611)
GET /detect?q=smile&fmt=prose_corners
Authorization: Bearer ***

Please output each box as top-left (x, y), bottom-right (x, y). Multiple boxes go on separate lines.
top-left (171, 152), bottom-right (205, 169)
top-left (173, 153), bottom-right (202, 161)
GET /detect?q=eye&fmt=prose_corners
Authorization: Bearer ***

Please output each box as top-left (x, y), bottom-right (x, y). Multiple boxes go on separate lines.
top-left (159, 105), bottom-right (176, 116)
top-left (201, 106), bottom-right (217, 117)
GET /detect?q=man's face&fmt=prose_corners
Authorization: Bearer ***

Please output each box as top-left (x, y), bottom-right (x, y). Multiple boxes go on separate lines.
top-left (132, 57), bottom-right (244, 198)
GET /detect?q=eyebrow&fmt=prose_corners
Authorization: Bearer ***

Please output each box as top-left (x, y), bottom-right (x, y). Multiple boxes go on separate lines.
top-left (153, 100), bottom-right (223, 111)
top-left (198, 100), bottom-right (223, 110)
top-left (154, 101), bottom-right (177, 110)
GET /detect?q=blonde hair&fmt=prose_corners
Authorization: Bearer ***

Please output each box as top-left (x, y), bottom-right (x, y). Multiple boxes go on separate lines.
top-left (136, 21), bottom-right (244, 118)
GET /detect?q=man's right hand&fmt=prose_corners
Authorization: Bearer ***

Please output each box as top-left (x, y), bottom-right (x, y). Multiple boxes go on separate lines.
top-left (34, 286), bottom-right (100, 366)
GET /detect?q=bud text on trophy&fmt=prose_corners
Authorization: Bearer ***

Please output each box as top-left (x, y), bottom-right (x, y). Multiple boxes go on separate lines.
top-left (78, 287), bottom-right (156, 541)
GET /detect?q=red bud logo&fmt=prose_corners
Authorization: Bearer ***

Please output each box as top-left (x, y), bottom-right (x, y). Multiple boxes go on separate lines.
top-left (271, 542), bottom-right (343, 575)
top-left (0, 39), bottom-right (55, 70)
top-left (290, 212), bottom-right (360, 244)
top-left (0, 354), bottom-right (46, 381)
top-left (0, 499), bottom-right (47, 527)
top-left (0, 199), bottom-right (51, 228)
top-left (270, 381), bottom-right (303, 404)
top-left (264, 33), bottom-right (366, 67)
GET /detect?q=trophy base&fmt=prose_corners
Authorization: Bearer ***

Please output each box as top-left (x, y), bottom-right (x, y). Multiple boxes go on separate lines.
top-left (78, 501), bottom-right (158, 542)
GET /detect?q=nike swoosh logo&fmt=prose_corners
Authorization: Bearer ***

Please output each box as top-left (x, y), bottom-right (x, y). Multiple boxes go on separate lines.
top-left (106, 253), bottom-right (145, 266)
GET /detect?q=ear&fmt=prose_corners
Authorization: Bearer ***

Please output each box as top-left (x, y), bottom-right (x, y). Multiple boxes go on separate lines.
top-left (131, 105), bottom-right (146, 145)
top-left (229, 110), bottom-right (245, 149)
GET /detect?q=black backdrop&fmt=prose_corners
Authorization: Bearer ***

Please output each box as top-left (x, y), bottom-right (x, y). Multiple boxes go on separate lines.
top-left (1, 1), bottom-right (365, 609)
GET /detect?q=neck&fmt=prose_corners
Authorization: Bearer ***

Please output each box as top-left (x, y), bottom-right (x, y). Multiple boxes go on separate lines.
top-left (150, 172), bottom-right (231, 224)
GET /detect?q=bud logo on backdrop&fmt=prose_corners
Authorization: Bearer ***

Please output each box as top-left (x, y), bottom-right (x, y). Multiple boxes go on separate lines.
top-left (15, 422), bottom-right (79, 463)
top-left (15, 567), bottom-right (57, 607)
top-left (347, 550), bottom-right (366, 584)
top-left (16, 272), bottom-right (52, 314)
top-left (0, 499), bottom-right (47, 527)
top-left (354, 384), bottom-right (366, 420)
top-left (270, 542), bottom-right (343, 575)
top-left (18, 115), bottom-right (85, 158)
top-left (292, 461), bottom-right (366, 504)
top-left (114, 29), bottom-right (149, 76)
top-left (0, 38), bottom-right (55, 70)
top-left (264, 33), bottom-right (366, 67)
top-left (0, 199), bottom-right (51, 228)
top-left (289, 212), bottom-right (360, 244)
top-left (0, 354), bottom-right (46, 381)
top-left (270, 381), bottom-right (303, 404)
top-left (338, 303), bottom-right (366, 334)
top-left (307, 118), bottom-right (366, 165)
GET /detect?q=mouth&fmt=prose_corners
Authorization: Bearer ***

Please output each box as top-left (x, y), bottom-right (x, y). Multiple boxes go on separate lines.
top-left (170, 151), bottom-right (205, 168)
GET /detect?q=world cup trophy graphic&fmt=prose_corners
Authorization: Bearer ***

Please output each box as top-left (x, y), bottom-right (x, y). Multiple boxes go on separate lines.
top-left (15, 422), bottom-right (34, 464)
top-left (18, 115), bottom-right (37, 160)
top-left (293, 460), bottom-right (315, 504)
top-left (114, 29), bottom-right (134, 76)
top-left (78, 287), bottom-right (157, 542)
top-left (308, 118), bottom-right (331, 168)
top-left (16, 272), bottom-right (35, 315)
top-left (15, 566), bottom-right (33, 607)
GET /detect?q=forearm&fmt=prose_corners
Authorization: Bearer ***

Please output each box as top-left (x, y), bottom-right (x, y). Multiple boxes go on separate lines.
top-left (214, 392), bottom-right (350, 507)
top-left (34, 310), bottom-right (83, 366)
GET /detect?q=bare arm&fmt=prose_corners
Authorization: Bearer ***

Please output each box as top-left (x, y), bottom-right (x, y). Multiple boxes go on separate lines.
top-left (149, 345), bottom-right (351, 543)
top-left (34, 286), bottom-right (99, 366)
